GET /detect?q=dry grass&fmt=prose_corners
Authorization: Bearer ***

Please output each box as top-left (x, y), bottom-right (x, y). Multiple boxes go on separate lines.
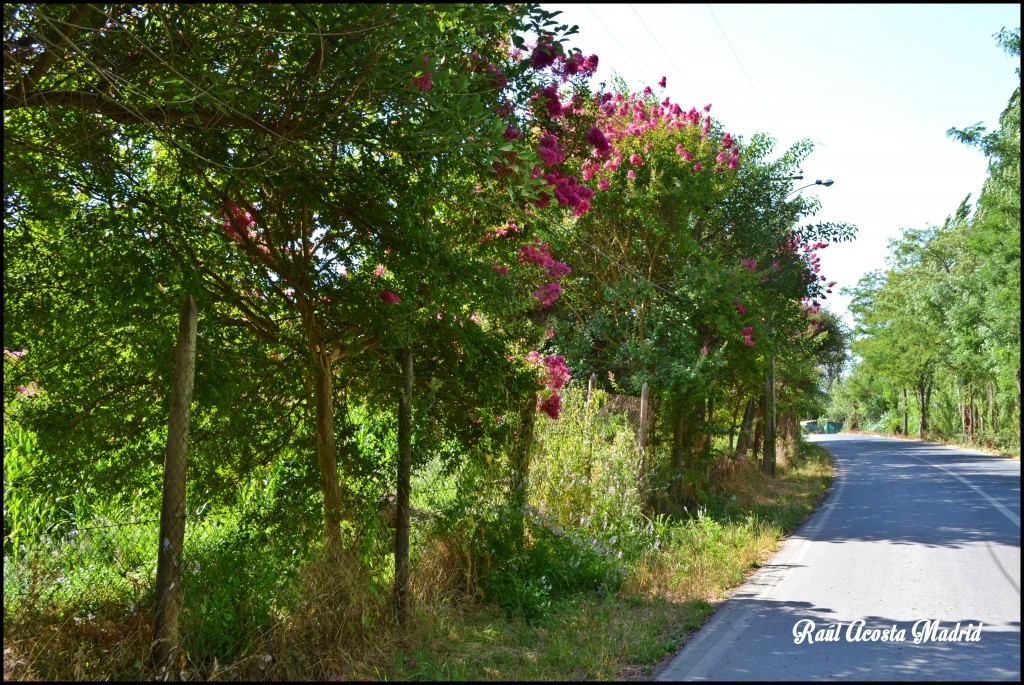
top-left (4, 441), bottom-right (833, 682)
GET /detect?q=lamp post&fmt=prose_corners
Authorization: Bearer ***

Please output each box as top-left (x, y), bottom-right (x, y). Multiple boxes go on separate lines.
top-left (762, 176), bottom-right (834, 477)
top-left (788, 178), bottom-right (834, 198)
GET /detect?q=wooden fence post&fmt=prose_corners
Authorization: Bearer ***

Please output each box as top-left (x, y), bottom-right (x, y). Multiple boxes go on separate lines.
top-left (638, 382), bottom-right (651, 453)
top-left (588, 373), bottom-right (597, 402)
top-left (152, 295), bottom-right (197, 680)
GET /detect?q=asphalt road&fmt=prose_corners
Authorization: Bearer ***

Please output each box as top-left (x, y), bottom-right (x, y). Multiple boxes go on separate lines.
top-left (655, 434), bottom-right (1021, 681)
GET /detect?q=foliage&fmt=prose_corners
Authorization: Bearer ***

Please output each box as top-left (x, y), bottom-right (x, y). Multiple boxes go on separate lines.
top-left (833, 27), bottom-right (1020, 451)
top-left (5, 3), bottom-right (860, 679)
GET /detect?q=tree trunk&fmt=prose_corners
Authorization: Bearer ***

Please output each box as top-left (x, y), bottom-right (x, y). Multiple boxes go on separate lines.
top-left (311, 347), bottom-right (343, 556)
top-left (728, 394), bottom-right (741, 451)
top-left (394, 349), bottom-right (413, 624)
top-left (902, 387), bottom-right (908, 436)
top-left (916, 377), bottom-right (928, 439)
top-left (752, 400), bottom-right (764, 463)
top-left (763, 360), bottom-right (776, 477)
top-left (958, 380), bottom-right (966, 436)
top-left (969, 383), bottom-right (976, 438)
top-left (509, 396), bottom-right (536, 544)
top-left (639, 382), bottom-right (651, 456)
top-left (988, 381), bottom-right (996, 435)
top-left (703, 396), bottom-right (715, 452)
top-left (152, 295), bottom-right (197, 681)
top-left (735, 397), bottom-right (756, 458)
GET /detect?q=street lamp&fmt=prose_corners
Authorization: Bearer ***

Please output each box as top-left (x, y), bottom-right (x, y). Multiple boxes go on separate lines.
top-left (788, 179), bottom-right (834, 197)
top-left (762, 177), bottom-right (835, 477)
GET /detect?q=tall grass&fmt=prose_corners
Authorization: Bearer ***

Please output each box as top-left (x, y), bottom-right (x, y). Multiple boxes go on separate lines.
top-left (4, 393), bottom-right (832, 681)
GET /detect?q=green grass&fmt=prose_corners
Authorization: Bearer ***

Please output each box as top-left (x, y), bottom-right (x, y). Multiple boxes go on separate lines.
top-left (4, 399), bottom-right (833, 681)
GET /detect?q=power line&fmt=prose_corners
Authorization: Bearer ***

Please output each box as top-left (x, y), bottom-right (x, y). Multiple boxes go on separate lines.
top-left (583, 4), bottom-right (649, 84)
top-left (704, 4), bottom-right (780, 133)
top-left (626, 5), bottom-right (699, 102)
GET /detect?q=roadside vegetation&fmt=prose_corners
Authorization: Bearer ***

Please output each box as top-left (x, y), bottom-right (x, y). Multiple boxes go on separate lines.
top-left (7, 3), bottom-right (849, 680)
top-left (825, 28), bottom-right (1021, 458)
top-left (4, 393), bottom-right (832, 681)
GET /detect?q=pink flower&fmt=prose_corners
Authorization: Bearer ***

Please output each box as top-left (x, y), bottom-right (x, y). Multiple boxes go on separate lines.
top-left (374, 263), bottom-right (385, 278)
top-left (538, 392), bottom-right (561, 419)
top-left (542, 354), bottom-right (570, 390)
top-left (627, 169), bottom-right (636, 179)
top-left (734, 300), bottom-right (746, 315)
top-left (629, 153), bottom-right (643, 166)
top-left (693, 163), bottom-right (703, 172)
top-left (533, 282), bottom-right (563, 307)
top-left (585, 126), bottom-right (611, 154)
top-left (658, 76), bottom-right (667, 88)
top-left (741, 326), bottom-right (753, 335)
top-left (643, 86), bottom-right (653, 96)
top-left (743, 336), bottom-right (755, 347)
top-left (530, 39), bottom-right (557, 70)
top-left (598, 178), bottom-right (610, 191)
top-left (741, 259), bottom-right (757, 272)
top-left (700, 345), bottom-right (709, 356)
top-left (546, 328), bottom-right (555, 339)
top-left (411, 55), bottom-right (432, 91)
top-left (379, 291), bottom-right (400, 304)
top-left (492, 263), bottom-right (509, 275)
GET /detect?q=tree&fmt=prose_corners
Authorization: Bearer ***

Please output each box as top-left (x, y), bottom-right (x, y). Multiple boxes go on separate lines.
top-left (3, 3), bottom-right (601, 557)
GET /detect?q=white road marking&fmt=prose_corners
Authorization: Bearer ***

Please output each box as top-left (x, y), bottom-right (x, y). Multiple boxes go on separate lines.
top-left (911, 455), bottom-right (1020, 528)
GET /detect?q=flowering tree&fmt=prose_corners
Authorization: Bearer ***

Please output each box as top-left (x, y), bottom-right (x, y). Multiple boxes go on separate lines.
top-left (3, 4), bottom-right (602, 557)
top-left (539, 74), bottom-right (856, 502)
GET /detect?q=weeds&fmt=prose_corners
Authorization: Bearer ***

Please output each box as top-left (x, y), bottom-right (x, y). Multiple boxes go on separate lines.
top-left (4, 394), bottom-right (832, 681)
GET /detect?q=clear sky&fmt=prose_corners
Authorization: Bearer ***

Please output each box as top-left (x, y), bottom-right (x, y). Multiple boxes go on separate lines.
top-left (541, 3), bottom-right (1021, 325)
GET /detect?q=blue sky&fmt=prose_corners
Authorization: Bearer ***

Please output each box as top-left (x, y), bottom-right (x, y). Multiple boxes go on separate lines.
top-left (541, 3), bottom-right (1021, 325)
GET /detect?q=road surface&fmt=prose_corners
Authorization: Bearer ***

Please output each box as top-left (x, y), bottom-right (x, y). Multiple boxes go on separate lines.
top-left (655, 434), bottom-right (1020, 681)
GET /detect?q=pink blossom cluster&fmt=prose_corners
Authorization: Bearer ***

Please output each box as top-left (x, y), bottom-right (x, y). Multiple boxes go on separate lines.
top-left (535, 83), bottom-right (565, 118)
top-left (411, 54), bottom-right (432, 91)
top-left (532, 282), bottom-right (564, 307)
top-left (537, 132), bottom-right (566, 166)
top-left (555, 50), bottom-right (599, 79)
top-left (517, 239), bottom-right (571, 308)
top-left (583, 89), bottom-right (743, 185)
top-left (584, 126), bottom-right (611, 155)
top-left (529, 38), bottom-right (559, 70)
top-left (480, 222), bottom-right (519, 244)
top-left (4, 348), bottom-right (27, 361)
top-left (741, 326), bottom-right (755, 347)
top-left (222, 203), bottom-right (255, 240)
top-left (221, 203), bottom-right (269, 254)
top-left (518, 239), bottom-right (571, 279)
top-left (799, 298), bottom-right (821, 316)
top-left (740, 259), bottom-right (757, 272)
top-left (527, 351), bottom-right (571, 419)
top-left (733, 300), bottom-right (746, 315)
